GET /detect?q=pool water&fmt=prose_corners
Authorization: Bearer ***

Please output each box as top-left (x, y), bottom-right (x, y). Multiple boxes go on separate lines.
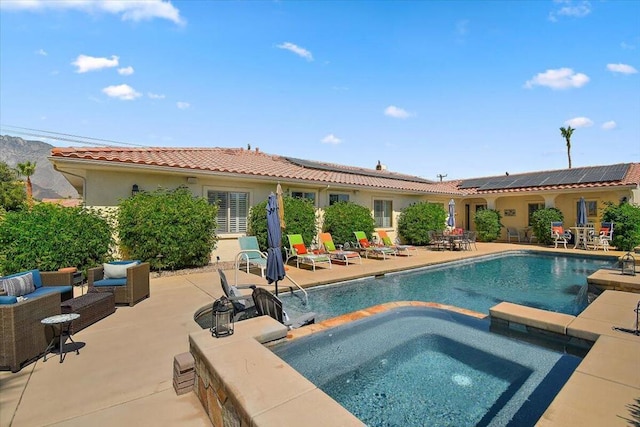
top-left (271, 307), bottom-right (582, 427)
top-left (280, 252), bottom-right (614, 321)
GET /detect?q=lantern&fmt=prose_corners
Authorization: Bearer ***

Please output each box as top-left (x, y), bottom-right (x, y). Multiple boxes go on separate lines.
top-left (210, 296), bottom-right (234, 338)
top-left (621, 252), bottom-right (636, 276)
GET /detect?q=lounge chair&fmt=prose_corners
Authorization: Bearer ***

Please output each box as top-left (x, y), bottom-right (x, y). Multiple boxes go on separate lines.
top-left (353, 231), bottom-right (397, 259)
top-left (236, 236), bottom-right (268, 278)
top-left (551, 222), bottom-right (572, 249)
top-left (252, 287), bottom-right (316, 329)
top-left (376, 230), bottom-right (418, 256)
top-left (218, 269), bottom-right (257, 320)
top-left (319, 232), bottom-right (362, 265)
top-left (286, 234), bottom-right (332, 271)
top-left (506, 227), bottom-right (520, 243)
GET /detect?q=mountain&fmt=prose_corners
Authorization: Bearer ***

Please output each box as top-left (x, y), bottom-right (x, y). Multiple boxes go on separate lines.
top-left (0, 135), bottom-right (79, 199)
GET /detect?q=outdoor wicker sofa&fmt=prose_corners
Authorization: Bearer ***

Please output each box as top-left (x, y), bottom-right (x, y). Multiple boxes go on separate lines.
top-left (0, 292), bottom-right (61, 372)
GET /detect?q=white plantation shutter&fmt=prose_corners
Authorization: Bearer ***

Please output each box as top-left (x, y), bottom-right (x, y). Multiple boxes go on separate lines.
top-left (208, 190), bottom-right (248, 233)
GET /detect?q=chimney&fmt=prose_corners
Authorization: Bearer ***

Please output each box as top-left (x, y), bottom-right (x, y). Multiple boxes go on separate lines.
top-left (376, 160), bottom-right (382, 171)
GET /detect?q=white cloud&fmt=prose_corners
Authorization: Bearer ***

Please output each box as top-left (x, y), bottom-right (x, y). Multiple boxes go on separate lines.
top-left (35, 48), bottom-right (47, 56)
top-left (1, 0), bottom-right (185, 25)
top-left (549, 0), bottom-right (591, 22)
top-left (384, 105), bottom-right (412, 119)
top-left (148, 92), bottom-right (165, 99)
top-left (102, 84), bottom-right (141, 100)
top-left (565, 116), bottom-right (593, 128)
top-left (177, 101), bottom-right (190, 109)
top-left (524, 68), bottom-right (589, 89)
top-left (606, 63), bottom-right (638, 75)
top-left (601, 121), bottom-right (617, 130)
top-left (118, 66), bottom-right (134, 75)
top-left (276, 42), bottom-right (313, 61)
top-left (321, 134), bottom-right (342, 145)
top-left (72, 54), bottom-right (119, 73)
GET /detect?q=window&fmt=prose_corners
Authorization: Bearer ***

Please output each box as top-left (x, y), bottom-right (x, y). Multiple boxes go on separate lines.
top-left (329, 194), bottom-right (349, 205)
top-left (208, 190), bottom-right (248, 233)
top-left (475, 204), bottom-right (487, 212)
top-left (576, 200), bottom-right (597, 217)
top-left (528, 203), bottom-right (544, 226)
top-left (291, 191), bottom-right (316, 204)
top-left (374, 200), bottom-right (392, 227)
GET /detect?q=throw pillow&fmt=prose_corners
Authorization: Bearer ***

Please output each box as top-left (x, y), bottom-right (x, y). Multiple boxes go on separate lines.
top-left (293, 243), bottom-right (307, 255)
top-left (103, 261), bottom-right (138, 279)
top-left (359, 238), bottom-right (370, 248)
top-left (2, 272), bottom-right (36, 297)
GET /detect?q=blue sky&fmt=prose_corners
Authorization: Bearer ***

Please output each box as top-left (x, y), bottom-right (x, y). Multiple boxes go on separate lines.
top-left (1, 0), bottom-right (638, 180)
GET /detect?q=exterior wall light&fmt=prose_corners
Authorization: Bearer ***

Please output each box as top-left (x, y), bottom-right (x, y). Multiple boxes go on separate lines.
top-left (131, 184), bottom-right (140, 196)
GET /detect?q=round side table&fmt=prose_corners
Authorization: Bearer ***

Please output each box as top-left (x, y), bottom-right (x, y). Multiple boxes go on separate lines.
top-left (41, 313), bottom-right (80, 363)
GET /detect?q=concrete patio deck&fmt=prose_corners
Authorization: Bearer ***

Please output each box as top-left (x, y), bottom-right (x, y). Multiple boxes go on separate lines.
top-left (1, 242), bottom-right (637, 426)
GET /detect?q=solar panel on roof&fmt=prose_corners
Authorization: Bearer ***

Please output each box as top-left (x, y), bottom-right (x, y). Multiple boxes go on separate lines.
top-left (458, 164), bottom-right (630, 190)
top-left (285, 157), bottom-right (434, 184)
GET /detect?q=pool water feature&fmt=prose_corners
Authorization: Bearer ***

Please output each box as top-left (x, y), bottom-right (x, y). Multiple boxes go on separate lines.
top-left (271, 307), bottom-right (582, 427)
top-left (280, 252), bottom-right (614, 321)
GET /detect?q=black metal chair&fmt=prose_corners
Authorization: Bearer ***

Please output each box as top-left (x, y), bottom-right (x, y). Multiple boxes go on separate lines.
top-left (218, 269), bottom-right (257, 321)
top-left (252, 287), bottom-right (316, 329)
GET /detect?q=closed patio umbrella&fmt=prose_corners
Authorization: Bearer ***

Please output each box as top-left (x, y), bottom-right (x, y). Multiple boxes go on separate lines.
top-left (447, 199), bottom-right (456, 228)
top-left (577, 197), bottom-right (587, 226)
top-left (266, 193), bottom-right (285, 296)
top-left (276, 183), bottom-right (285, 230)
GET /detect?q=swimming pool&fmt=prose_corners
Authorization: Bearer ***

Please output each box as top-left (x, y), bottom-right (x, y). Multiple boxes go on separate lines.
top-left (271, 306), bottom-right (582, 427)
top-left (280, 252), bottom-right (615, 321)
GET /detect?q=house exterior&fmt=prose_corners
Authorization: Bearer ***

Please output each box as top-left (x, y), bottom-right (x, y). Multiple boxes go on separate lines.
top-left (49, 146), bottom-right (640, 260)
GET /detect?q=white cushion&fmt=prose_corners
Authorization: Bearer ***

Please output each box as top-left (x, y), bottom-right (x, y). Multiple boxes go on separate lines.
top-left (2, 272), bottom-right (36, 297)
top-left (103, 262), bottom-right (137, 279)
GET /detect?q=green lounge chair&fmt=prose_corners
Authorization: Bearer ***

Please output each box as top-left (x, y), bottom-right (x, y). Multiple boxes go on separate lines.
top-left (353, 231), bottom-right (396, 259)
top-left (377, 230), bottom-right (418, 256)
top-left (286, 234), bottom-right (332, 271)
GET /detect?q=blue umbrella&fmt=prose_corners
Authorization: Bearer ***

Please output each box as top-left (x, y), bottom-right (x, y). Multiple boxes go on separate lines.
top-left (577, 197), bottom-right (587, 226)
top-left (266, 193), bottom-right (285, 295)
top-left (447, 199), bottom-right (456, 228)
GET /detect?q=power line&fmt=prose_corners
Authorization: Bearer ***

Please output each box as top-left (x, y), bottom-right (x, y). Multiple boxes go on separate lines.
top-left (0, 124), bottom-right (148, 147)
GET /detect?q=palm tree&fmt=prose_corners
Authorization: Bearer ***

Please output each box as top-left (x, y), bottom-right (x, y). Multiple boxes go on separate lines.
top-left (559, 126), bottom-right (575, 169)
top-left (17, 161), bottom-right (36, 207)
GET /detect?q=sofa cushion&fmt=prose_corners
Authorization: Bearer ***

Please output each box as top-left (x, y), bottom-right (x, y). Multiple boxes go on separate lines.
top-left (103, 261), bottom-right (138, 279)
top-left (0, 295), bottom-right (19, 305)
top-left (29, 286), bottom-right (73, 298)
top-left (2, 272), bottom-right (36, 297)
top-left (94, 278), bottom-right (127, 287)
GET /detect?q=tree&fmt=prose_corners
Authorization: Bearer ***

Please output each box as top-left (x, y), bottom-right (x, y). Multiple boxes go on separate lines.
top-left (559, 126), bottom-right (574, 169)
top-left (17, 161), bottom-right (37, 207)
top-left (0, 161), bottom-right (26, 212)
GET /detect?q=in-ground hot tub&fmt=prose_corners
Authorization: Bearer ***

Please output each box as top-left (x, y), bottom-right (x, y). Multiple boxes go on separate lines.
top-left (270, 306), bottom-right (582, 427)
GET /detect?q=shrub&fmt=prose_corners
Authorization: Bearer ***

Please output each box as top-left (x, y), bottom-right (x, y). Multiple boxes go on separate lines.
top-left (0, 161), bottom-right (26, 212)
top-left (247, 196), bottom-right (316, 250)
top-left (117, 187), bottom-right (218, 270)
top-left (0, 203), bottom-right (113, 275)
top-left (530, 208), bottom-right (564, 246)
top-left (397, 202), bottom-right (447, 245)
top-left (474, 209), bottom-right (502, 242)
top-left (322, 201), bottom-right (375, 247)
top-left (602, 201), bottom-right (640, 251)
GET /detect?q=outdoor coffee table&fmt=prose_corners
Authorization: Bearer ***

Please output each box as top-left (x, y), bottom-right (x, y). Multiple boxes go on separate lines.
top-left (41, 313), bottom-right (80, 363)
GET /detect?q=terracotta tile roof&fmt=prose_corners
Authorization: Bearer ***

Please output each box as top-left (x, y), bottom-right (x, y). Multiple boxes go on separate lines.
top-left (50, 147), bottom-right (450, 194)
top-left (50, 147), bottom-right (639, 196)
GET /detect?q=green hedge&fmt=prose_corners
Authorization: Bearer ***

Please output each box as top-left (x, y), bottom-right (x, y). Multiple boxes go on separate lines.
top-left (397, 202), bottom-right (446, 245)
top-left (0, 203), bottom-right (113, 275)
top-left (474, 209), bottom-right (502, 242)
top-left (602, 201), bottom-right (640, 251)
top-left (322, 201), bottom-right (375, 246)
top-left (117, 187), bottom-right (218, 270)
top-left (530, 208), bottom-right (564, 246)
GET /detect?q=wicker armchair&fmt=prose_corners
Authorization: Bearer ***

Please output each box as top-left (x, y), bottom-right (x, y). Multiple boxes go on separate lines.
top-left (87, 262), bottom-right (150, 307)
top-left (0, 292), bottom-right (61, 372)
